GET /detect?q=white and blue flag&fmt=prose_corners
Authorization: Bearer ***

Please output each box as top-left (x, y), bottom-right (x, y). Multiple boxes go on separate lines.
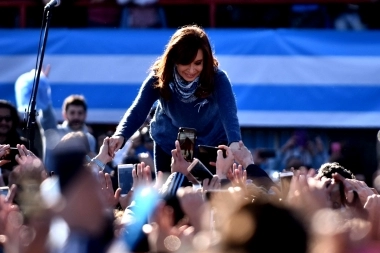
top-left (1, 29), bottom-right (380, 127)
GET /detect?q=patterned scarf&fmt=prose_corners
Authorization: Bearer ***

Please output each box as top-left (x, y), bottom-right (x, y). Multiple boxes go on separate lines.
top-left (169, 67), bottom-right (200, 103)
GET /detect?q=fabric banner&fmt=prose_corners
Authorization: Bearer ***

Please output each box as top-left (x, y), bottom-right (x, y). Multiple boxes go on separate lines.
top-left (1, 29), bottom-right (380, 127)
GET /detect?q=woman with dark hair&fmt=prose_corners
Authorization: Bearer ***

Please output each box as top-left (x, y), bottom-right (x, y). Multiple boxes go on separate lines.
top-left (108, 25), bottom-right (241, 173)
top-left (0, 100), bottom-right (30, 185)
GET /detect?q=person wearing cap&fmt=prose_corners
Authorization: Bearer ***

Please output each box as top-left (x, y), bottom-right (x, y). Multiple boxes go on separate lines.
top-left (15, 67), bottom-right (51, 161)
top-left (14, 66), bottom-right (96, 173)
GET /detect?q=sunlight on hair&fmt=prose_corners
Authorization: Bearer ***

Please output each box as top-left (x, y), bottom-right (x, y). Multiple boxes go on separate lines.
top-left (163, 235), bottom-right (181, 251)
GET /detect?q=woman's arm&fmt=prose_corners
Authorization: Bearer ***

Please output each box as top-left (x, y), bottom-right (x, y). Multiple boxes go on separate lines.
top-left (214, 70), bottom-right (242, 144)
top-left (109, 74), bottom-right (160, 154)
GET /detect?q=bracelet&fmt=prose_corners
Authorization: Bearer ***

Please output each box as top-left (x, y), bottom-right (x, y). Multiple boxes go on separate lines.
top-left (91, 158), bottom-right (106, 171)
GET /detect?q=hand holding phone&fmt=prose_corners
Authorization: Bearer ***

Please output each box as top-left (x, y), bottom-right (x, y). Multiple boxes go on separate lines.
top-left (0, 186), bottom-right (9, 197)
top-left (118, 164), bottom-right (134, 196)
top-left (177, 127), bottom-right (197, 162)
top-left (0, 147), bottom-right (18, 163)
top-left (187, 158), bottom-right (214, 183)
top-left (280, 171), bottom-right (293, 199)
top-left (198, 145), bottom-right (226, 164)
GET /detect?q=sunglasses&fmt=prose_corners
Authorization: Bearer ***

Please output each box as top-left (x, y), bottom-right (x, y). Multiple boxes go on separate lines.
top-left (0, 116), bottom-right (12, 122)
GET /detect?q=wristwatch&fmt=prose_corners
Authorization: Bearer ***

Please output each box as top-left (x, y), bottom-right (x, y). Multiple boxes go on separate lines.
top-left (91, 157), bottom-right (106, 171)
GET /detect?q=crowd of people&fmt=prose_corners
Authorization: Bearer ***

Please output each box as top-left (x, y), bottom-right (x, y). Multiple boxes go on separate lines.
top-left (1, 24), bottom-right (380, 253)
top-left (1, 110), bottom-right (380, 253)
top-left (2, 0), bottom-right (380, 29)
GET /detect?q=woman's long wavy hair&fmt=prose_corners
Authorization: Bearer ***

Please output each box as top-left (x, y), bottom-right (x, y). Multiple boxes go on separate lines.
top-left (152, 25), bottom-right (219, 100)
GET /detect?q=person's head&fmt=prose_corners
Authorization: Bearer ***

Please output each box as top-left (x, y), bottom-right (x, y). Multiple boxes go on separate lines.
top-left (0, 100), bottom-right (19, 137)
top-left (221, 200), bottom-right (308, 253)
top-left (52, 134), bottom-right (108, 236)
top-left (317, 162), bottom-right (355, 210)
top-left (62, 95), bottom-right (87, 131)
top-left (152, 25), bottom-right (219, 100)
top-left (60, 131), bottom-right (91, 154)
top-left (317, 162), bottom-right (355, 180)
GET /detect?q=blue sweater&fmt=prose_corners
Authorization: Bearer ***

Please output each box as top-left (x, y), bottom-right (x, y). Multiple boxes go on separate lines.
top-left (114, 68), bottom-right (241, 155)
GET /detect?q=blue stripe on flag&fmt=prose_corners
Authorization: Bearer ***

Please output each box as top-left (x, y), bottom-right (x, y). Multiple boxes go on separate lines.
top-left (2, 29), bottom-right (380, 56)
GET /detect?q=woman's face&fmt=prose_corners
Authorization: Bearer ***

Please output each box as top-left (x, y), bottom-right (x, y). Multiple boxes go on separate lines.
top-left (176, 49), bottom-right (204, 82)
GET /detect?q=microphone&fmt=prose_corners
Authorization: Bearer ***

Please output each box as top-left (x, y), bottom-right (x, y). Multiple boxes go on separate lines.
top-left (45, 0), bottom-right (61, 9)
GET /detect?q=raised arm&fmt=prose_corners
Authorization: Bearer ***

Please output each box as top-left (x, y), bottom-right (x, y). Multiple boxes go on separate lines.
top-left (108, 74), bottom-right (160, 155)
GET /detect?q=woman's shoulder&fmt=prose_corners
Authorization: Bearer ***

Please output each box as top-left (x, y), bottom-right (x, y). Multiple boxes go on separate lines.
top-left (213, 68), bottom-right (230, 83)
top-left (142, 71), bottom-right (159, 87)
top-left (214, 68), bottom-right (227, 77)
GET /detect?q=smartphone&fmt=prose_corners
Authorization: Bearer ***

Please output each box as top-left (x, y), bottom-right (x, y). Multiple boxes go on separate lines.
top-left (279, 171), bottom-right (293, 199)
top-left (187, 158), bottom-right (214, 183)
top-left (118, 164), bottom-right (134, 196)
top-left (0, 186), bottom-right (9, 197)
top-left (177, 127), bottom-right (197, 162)
top-left (198, 145), bottom-right (227, 163)
top-left (0, 147), bottom-right (18, 162)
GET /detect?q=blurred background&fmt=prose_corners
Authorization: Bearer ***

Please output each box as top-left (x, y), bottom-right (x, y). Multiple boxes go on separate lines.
top-left (1, 0), bottom-right (380, 185)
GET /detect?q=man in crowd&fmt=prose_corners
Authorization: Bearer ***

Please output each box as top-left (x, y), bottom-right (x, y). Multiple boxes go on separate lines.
top-left (14, 67), bottom-right (96, 173)
top-left (41, 94), bottom-right (96, 152)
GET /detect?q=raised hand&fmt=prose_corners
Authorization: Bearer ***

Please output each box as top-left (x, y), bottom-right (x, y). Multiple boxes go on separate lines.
top-left (287, 171), bottom-right (331, 216)
top-left (94, 137), bottom-right (114, 165)
top-left (230, 141), bottom-right (254, 169)
top-left (0, 145), bottom-right (11, 167)
top-left (333, 173), bottom-right (374, 207)
top-left (215, 145), bottom-right (234, 179)
top-left (364, 194), bottom-right (380, 240)
top-left (132, 162), bottom-right (153, 190)
top-left (202, 176), bottom-right (221, 192)
top-left (13, 144), bottom-right (47, 181)
top-left (98, 171), bottom-right (121, 208)
top-left (227, 163), bottom-right (247, 188)
top-left (171, 140), bottom-right (190, 176)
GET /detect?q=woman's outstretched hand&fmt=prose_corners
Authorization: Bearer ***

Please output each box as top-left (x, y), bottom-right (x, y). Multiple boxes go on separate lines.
top-left (108, 135), bottom-right (125, 158)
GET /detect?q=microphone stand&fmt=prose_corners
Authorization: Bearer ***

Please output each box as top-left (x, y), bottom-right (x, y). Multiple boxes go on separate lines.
top-left (26, 6), bottom-right (53, 151)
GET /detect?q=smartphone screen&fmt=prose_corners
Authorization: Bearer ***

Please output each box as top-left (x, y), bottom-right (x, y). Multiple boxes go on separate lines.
top-left (0, 186), bottom-right (9, 197)
top-left (0, 147), bottom-right (18, 162)
top-left (280, 171), bottom-right (293, 199)
top-left (118, 164), bottom-right (134, 196)
top-left (177, 127), bottom-right (197, 162)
